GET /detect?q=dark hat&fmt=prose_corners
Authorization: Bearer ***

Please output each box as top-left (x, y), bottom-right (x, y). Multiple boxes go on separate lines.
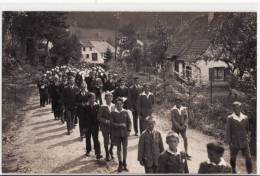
top-left (207, 142), bottom-right (224, 155)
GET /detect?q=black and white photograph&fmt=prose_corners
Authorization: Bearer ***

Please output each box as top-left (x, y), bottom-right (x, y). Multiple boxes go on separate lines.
top-left (2, 9), bottom-right (257, 174)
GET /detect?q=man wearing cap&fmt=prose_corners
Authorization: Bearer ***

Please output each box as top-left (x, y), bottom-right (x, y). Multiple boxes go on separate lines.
top-left (170, 96), bottom-right (191, 159)
top-left (198, 142), bottom-right (232, 173)
top-left (128, 77), bottom-right (142, 136)
top-left (157, 131), bottom-right (189, 173)
top-left (138, 116), bottom-right (164, 173)
top-left (110, 97), bottom-right (132, 172)
top-left (103, 74), bottom-right (116, 92)
top-left (225, 101), bottom-right (252, 173)
top-left (62, 74), bottom-right (78, 135)
top-left (97, 92), bottom-right (115, 161)
top-left (137, 84), bottom-right (155, 133)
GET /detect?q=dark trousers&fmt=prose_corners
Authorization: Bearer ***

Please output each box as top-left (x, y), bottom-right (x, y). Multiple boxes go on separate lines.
top-left (139, 118), bottom-right (147, 134)
top-left (53, 101), bottom-right (61, 119)
top-left (132, 110), bottom-right (138, 134)
top-left (144, 164), bottom-right (157, 173)
top-left (65, 109), bottom-right (75, 132)
top-left (40, 93), bottom-right (48, 107)
top-left (85, 127), bottom-right (101, 155)
top-left (78, 118), bottom-right (84, 137)
top-left (230, 144), bottom-right (252, 173)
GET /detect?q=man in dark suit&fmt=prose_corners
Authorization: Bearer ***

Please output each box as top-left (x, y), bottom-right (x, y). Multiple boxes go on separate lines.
top-left (225, 101), bottom-right (252, 173)
top-left (137, 84), bottom-right (154, 133)
top-left (127, 77), bottom-right (142, 136)
top-left (75, 82), bottom-right (89, 141)
top-left (62, 74), bottom-right (78, 135)
top-left (138, 116), bottom-right (164, 173)
top-left (84, 93), bottom-right (103, 160)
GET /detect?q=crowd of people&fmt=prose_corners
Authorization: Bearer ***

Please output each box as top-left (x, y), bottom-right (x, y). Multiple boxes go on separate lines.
top-left (36, 64), bottom-right (253, 174)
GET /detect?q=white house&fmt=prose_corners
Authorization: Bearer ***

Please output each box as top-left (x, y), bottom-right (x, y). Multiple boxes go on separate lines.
top-left (166, 39), bottom-right (228, 85)
top-left (80, 40), bottom-right (115, 64)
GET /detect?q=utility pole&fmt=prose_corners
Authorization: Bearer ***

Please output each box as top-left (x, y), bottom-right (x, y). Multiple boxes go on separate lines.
top-left (114, 12), bottom-right (120, 61)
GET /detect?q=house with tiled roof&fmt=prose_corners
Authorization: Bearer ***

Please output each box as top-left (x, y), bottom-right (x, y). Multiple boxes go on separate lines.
top-left (166, 14), bottom-right (228, 86)
top-left (80, 40), bottom-right (115, 64)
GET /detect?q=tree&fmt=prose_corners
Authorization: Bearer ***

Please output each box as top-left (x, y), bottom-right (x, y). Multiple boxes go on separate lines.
top-left (50, 31), bottom-right (82, 65)
top-left (3, 12), bottom-right (68, 65)
top-left (104, 47), bottom-right (113, 62)
top-left (208, 13), bottom-right (256, 83)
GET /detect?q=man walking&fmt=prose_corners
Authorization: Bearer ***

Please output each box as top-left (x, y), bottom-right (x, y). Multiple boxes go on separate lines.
top-left (225, 101), bottom-right (252, 173)
top-left (97, 92), bottom-right (115, 161)
top-left (84, 93), bottom-right (103, 160)
top-left (110, 97), bottom-right (132, 172)
top-left (62, 74), bottom-right (78, 135)
top-left (128, 77), bottom-right (142, 136)
top-left (137, 84), bottom-right (154, 133)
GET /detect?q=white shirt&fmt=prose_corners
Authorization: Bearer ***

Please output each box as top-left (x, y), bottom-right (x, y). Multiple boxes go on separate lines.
top-left (102, 102), bottom-right (115, 112)
top-left (228, 112), bottom-right (247, 122)
top-left (206, 157), bottom-right (229, 167)
top-left (172, 105), bottom-right (187, 115)
top-left (140, 91), bottom-right (153, 98)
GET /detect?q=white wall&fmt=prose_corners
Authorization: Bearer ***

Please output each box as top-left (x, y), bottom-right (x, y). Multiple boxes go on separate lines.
top-left (81, 46), bottom-right (104, 64)
top-left (195, 60), bottom-right (227, 84)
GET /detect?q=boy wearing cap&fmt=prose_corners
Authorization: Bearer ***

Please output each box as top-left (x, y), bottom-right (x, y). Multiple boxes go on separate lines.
top-left (225, 101), bottom-right (252, 173)
top-left (110, 97), bottom-right (132, 172)
top-left (138, 116), bottom-right (164, 173)
top-left (171, 97), bottom-right (191, 159)
top-left (97, 92), bottom-right (115, 161)
top-left (137, 84), bottom-right (155, 133)
top-left (198, 142), bottom-right (232, 173)
top-left (157, 131), bottom-right (189, 173)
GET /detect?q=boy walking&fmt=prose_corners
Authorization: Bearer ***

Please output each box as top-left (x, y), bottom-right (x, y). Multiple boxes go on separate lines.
top-left (110, 97), bottom-right (132, 172)
top-left (138, 116), bottom-right (164, 173)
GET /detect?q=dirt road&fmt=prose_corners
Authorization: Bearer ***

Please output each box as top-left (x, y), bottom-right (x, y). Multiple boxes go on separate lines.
top-left (2, 89), bottom-right (256, 174)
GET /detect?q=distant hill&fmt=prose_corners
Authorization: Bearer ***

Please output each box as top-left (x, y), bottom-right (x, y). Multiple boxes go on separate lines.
top-left (70, 27), bottom-right (116, 46)
top-left (66, 12), bottom-right (207, 32)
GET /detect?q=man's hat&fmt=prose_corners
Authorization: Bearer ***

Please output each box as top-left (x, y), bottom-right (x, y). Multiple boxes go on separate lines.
top-left (207, 142), bottom-right (225, 155)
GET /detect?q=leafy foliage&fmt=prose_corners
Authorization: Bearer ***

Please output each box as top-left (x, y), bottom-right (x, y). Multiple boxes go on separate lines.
top-left (209, 13), bottom-right (256, 82)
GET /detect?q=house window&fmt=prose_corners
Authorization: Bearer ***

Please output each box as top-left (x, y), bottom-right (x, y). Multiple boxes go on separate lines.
top-left (92, 53), bottom-right (98, 61)
top-left (186, 66), bottom-right (192, 78)
top-left (90, 47), bottom-right (92, 51)
top-left (86, 54), bottom-right (89, 59)
top-left (82, 47), bottom-right (86, 51)
top-left (213, 67), bottom-right (225, 81)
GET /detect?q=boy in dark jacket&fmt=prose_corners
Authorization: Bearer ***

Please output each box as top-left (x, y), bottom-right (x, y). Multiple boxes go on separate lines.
top-left (157, 131), bottom-right (189, 173)
top-left (138, 116), bottom-right (164, 173)
top-left (97, 92), bottom-right (115, 161)
top-left (110, 97), bottom-right (132, 172)
top-left (198, 142), bottom-right (232, 173)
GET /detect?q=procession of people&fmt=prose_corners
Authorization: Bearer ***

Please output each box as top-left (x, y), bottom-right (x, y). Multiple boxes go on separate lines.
top-left (36, 64), bottom-right (252, 174)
